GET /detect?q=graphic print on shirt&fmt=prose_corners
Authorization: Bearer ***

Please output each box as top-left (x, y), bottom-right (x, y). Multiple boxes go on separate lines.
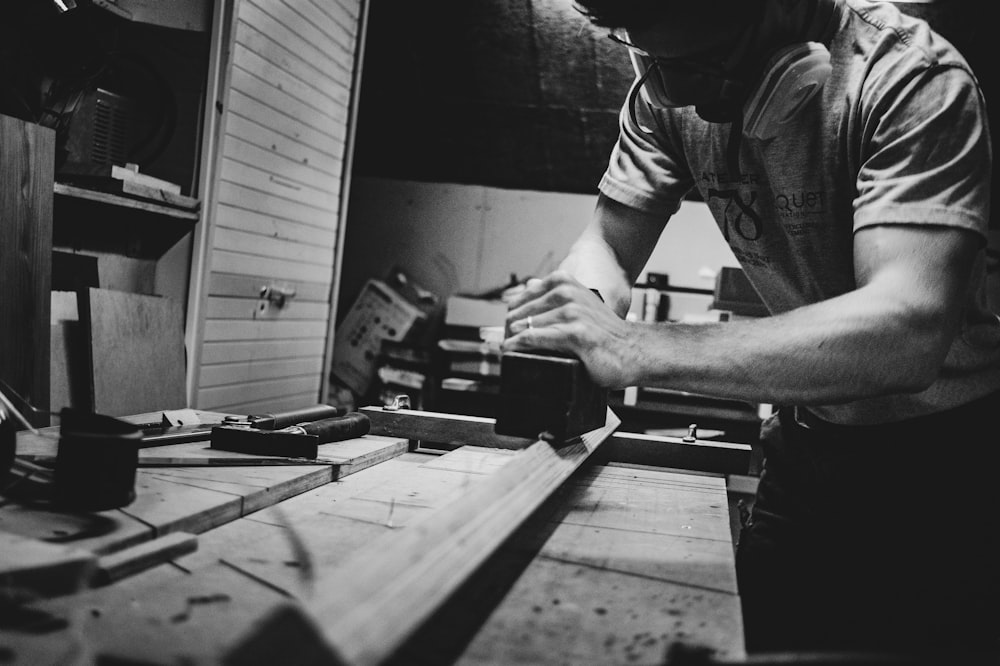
top-left (707, 187), bottom-right (764, 241)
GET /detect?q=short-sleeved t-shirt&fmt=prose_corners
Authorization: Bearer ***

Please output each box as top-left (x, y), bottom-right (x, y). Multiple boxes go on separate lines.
top-left (599, 0), bottom-right (1000, 424)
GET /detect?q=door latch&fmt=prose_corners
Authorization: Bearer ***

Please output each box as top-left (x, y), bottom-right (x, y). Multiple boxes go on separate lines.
top-left (260, 284), bottom-right (296, 308)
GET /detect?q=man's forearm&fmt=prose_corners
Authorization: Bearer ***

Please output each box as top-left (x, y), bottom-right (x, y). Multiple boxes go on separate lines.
top-left (557, 236), bottom-right (635, 317)
top-left (629, 286), bottom-right (947, 406)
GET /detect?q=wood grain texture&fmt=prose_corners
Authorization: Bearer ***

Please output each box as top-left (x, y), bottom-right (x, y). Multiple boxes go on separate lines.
top-left (191, 0), bottom-right (364, 413)
top-left (293, 409), bottom-right (621, 665)
top-left (3, 438), bottom-right (744, 664)
top-left (85, 288), bottom-right (187, 416)
top-left (93, 531), bottom-right (198, 585)
top-left (0, 114), bottom-right (54, 424)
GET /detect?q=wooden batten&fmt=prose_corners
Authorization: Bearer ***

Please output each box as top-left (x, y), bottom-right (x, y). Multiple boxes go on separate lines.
top-left (229, 409), bottom-right (622, 665)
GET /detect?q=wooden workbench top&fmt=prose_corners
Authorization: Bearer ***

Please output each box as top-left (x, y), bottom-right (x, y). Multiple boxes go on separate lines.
top-left (1, 416), bottom-right (745, 665)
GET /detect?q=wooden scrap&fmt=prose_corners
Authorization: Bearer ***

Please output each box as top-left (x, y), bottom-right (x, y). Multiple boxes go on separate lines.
top-left (92, 532), bottom-right (198, 586)
top-left (82, 287), bottom-right (186, 417)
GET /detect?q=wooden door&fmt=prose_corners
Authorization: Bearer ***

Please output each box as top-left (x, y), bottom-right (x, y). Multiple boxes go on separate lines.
top-left (186, 0), bottom-right (367, 413)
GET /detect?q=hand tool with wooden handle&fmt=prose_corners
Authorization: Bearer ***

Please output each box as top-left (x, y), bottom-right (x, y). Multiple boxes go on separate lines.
top-left (138, 404), bottom-right (347, 447)
top-left (209, 412), bottom-right (371, 459)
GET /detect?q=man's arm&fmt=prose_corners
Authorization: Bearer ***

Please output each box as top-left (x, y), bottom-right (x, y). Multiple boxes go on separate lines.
top-left (556, 193), bottom-right (669, 317)
top-left (506, 222), bottom-right (981, 405)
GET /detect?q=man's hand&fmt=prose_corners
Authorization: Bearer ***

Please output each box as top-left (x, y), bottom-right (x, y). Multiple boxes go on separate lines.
top-left (503, 271), bottom-right (638, 389)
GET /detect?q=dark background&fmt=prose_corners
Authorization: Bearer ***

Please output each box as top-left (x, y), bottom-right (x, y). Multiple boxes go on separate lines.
top-left (350, 0), bottom-right (996, 216)
top-left (349, 0), bottom-right (632, 195)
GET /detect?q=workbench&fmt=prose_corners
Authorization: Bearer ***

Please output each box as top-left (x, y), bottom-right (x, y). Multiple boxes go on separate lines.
top-left (0, 407), bottom-right (749, 665)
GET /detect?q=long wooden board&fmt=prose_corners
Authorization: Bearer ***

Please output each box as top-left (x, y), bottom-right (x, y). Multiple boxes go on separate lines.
top-left (2, 432), bottom-right (408, 558)
top-left (237, 409), bottom-right (622, 665)
top-left (362, 406), bottom-right (751, 475)
top-left (2, 438), bottom-right (744, 664)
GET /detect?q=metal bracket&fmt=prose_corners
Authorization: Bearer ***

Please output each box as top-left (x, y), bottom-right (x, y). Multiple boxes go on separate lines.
top-left (260, 284), bottom-right (296, 308)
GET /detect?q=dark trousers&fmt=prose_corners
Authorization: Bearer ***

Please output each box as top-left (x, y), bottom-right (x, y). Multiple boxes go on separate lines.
top-left (735, 389), bottom-right (1000, 659)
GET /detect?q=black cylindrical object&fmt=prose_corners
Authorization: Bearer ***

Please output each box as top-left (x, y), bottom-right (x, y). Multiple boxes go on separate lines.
top-left (55, 408), bottom-right (142, 511)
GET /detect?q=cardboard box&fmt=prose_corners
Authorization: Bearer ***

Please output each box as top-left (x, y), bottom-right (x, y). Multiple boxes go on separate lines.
top-left (444, 295), bottom-right (508, 328)
top-left (332, 279), bottom-right (426, 395)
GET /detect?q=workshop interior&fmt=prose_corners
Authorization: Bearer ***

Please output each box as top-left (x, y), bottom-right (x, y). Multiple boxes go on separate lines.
top-left (1, 0), bottom-right (998, 664)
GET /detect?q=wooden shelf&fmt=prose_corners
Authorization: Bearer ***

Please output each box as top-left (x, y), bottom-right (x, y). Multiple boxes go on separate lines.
top-left (53, 183), bottom-right (199, 259)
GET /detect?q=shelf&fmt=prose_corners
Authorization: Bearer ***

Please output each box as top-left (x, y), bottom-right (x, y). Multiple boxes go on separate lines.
top-left (53, 183), bottom-right (200, 259)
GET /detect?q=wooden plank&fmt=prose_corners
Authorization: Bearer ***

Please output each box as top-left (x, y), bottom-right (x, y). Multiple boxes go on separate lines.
top-left (221, 105), bottom-right (343, 178)
top-left (204, 318), bottom-right (328, 341)
top-left (200, 338), bottom-right (326, 365)
top-left (228, 88), bottom-right (344, 155)
top-left (51, 182), bottom-right (200, 220)
top-left (220, 154), bottom-right (338, 212)
top-left (208, 391), bottom-right (328, 415)
top-left (596, 430), bottom-right (751, 475)
top-left (93, 531), bottom-right (198, 586)
top-left (215, 204), bottom-right (338, 248)
top-left (222, 130), bottom-right (341, 187)
top-left (0, 434), bottom-right (401, 557)
top-left (197, 375), bottom-right (321, 408)
top-left (240, 2), bottom-right (346, 82)
top-left (452, 466), bottom-right (744, 664)
top-left (2, 562), bottom-right (300, 666)
top-left (175, 450), bottom-right (515, 598)
top-left (84, 288), bottom-right (186, 416)
top-left (210, 248), bottom-right (334, 285)
top-left (244, 0), bottom-right (352, 80)
top-left (212, 226), bottom-right (334, 266)
top-left (238, 410), bottom-right (622, 665)
top-left (232, 40), bottom-right (347, 116)
top-left (134, 434), bottom-right (407, 479)
top-left (229, 64), bottom-right (349, 133)
top-left (199, 356), bottom-right (325, 387)
top-left (206, 295), bottom-right (328, 321)
top-left (216, 181), bottom-right (338, 230)
top-left (363, 406), bottom-right (752, 475)
top-left (0, 502), bottom-right (154, 557)
top-left (0, 114), bottom-right (54, 424)
top-left (209, 271), bottom-right (330, 302)
top-left (235, 15), bottom-right (351, 94)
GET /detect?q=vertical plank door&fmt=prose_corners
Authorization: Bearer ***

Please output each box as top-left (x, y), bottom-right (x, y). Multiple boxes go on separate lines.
top-left (186, 0), bottom-right (367, 413)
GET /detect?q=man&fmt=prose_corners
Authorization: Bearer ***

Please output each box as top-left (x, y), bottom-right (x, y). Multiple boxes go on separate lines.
top-left (503, 0), bottom-right (1000, 659)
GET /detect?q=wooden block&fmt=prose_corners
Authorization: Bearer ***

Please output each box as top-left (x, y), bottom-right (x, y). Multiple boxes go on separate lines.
top-left (496, 351), bottom-right (608, 441)
top-left (0, 530), bottom-right (97, 598)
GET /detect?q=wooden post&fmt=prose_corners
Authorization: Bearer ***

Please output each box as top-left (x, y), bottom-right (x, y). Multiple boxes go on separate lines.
top-left (0, 114), bottom-right (54, 425)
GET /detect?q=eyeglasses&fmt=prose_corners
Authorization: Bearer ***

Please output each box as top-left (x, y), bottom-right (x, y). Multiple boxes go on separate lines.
top-left (607, 31), bottom-right (731, 78)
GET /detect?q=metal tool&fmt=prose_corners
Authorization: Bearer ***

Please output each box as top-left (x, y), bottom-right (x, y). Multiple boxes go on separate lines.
top-left (136, 404), bottom-right (347, 447)
top-left (220, 404), bottom-right (347, 430)
top-left (210, 412), bottom-right (371, 459)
